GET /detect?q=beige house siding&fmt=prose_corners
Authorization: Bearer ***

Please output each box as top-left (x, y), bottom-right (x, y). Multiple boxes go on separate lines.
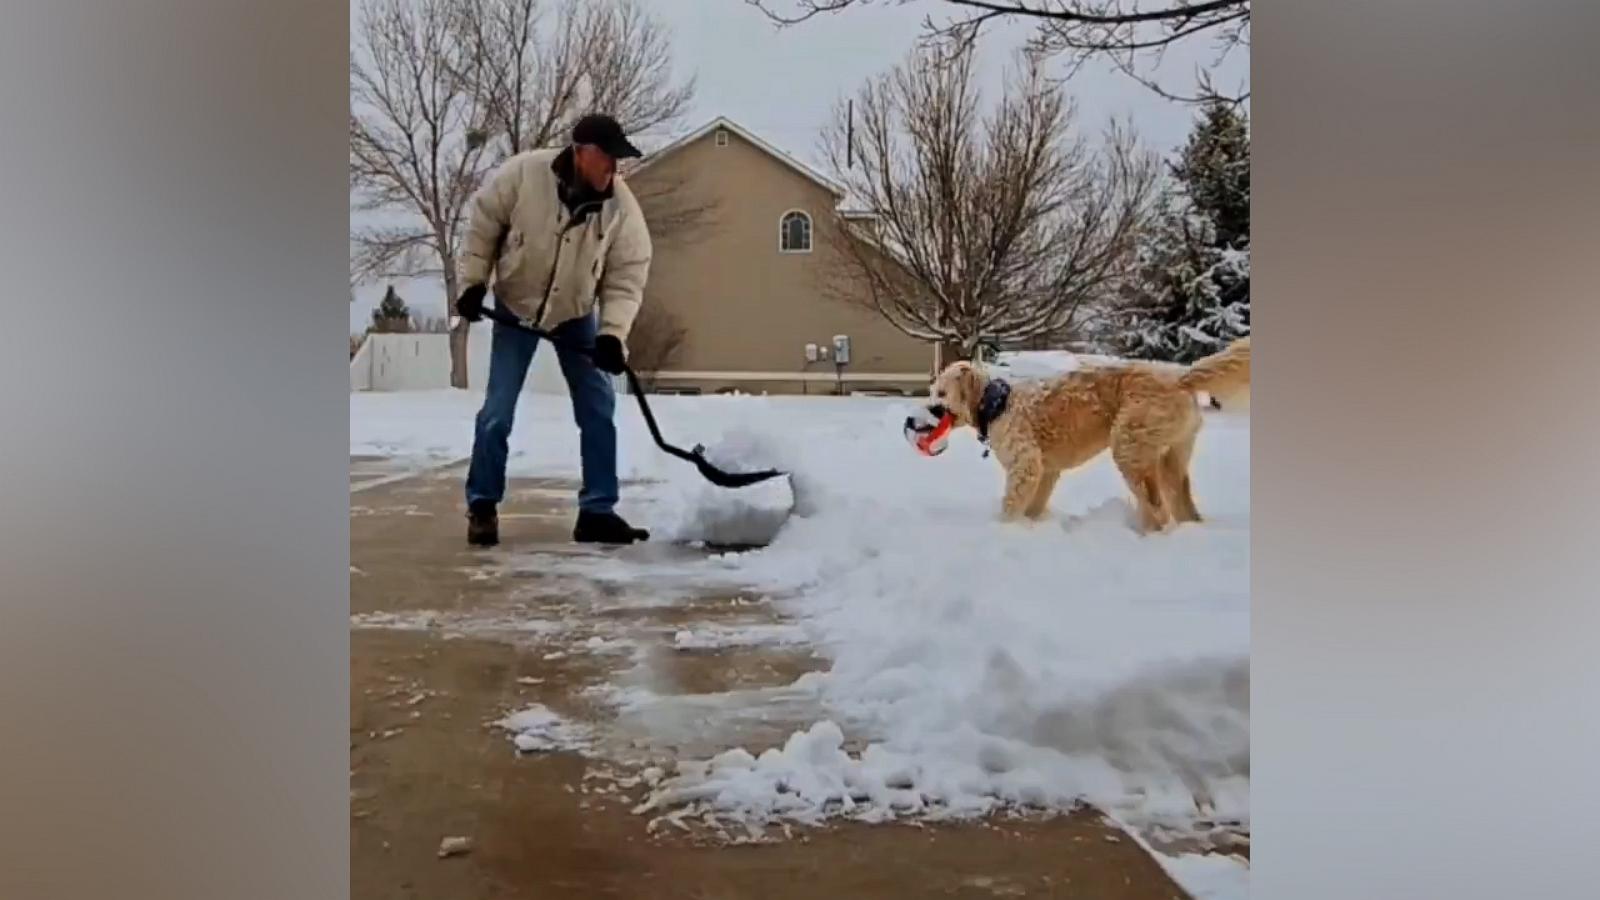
top-left (627, 120), bottom-right (933, 395)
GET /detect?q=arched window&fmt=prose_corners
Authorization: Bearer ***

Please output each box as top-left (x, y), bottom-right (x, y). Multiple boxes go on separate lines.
top-left (779, 210), bottom-right (812, 253)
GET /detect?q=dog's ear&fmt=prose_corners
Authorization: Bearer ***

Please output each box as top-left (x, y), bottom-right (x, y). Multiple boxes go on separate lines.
top-left (957, 363), bottom-right (985, 415)
top-left (930, 363), bottom-right (962, 401)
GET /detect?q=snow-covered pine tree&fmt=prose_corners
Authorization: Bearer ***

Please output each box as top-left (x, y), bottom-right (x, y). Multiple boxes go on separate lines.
top-left (1173, 103), bottom-right (1250, 253)
top-left (1110, 102), bottom-right (1250, 363)
top-left (369, 284), bottom-right (413, 334)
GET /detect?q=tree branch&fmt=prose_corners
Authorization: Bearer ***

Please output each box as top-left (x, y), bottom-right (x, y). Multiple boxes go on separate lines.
top-left (749, 0), bottom-right (1250, 106)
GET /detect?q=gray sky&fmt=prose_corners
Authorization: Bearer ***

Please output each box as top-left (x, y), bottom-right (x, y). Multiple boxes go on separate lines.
top-left (351, 0), bottom-right (1248, 331)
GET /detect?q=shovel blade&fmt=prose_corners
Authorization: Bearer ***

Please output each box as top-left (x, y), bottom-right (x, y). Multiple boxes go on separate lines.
top-left (696, 460), bottom-right (788, 489)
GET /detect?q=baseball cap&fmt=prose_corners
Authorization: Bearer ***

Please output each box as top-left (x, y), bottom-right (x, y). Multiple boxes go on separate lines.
top-left (571, 114), bottom-right (641, 160)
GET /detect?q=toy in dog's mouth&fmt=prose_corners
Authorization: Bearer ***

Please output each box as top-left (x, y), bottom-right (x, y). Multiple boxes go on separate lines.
top-left (903, 404), bottom-right (956, 457)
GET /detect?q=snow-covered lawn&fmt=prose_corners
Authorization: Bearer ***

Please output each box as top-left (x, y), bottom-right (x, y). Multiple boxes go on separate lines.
top-left (352, 383), bottom-right (1249, 896)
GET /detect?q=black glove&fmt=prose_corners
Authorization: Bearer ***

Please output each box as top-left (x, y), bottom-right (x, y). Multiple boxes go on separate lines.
top-left (455, 283), bottom-right (486, 322)
top-left (591, 334), bottom-right (627, 375)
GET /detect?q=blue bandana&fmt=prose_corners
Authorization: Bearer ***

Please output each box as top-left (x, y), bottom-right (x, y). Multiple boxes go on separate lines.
top-left (975, 378), bottom-right (1011, 449)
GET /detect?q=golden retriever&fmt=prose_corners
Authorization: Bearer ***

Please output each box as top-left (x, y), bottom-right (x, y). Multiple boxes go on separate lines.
top-left (923, 338), bottom-right (1250, 533)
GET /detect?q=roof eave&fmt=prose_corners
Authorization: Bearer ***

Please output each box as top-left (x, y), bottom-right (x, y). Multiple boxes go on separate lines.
top-left (630, 115), bottom-right (847, 198)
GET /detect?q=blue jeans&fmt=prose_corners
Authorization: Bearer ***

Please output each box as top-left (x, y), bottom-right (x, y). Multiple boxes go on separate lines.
top-left (465, 312), bottom-right (618, 514)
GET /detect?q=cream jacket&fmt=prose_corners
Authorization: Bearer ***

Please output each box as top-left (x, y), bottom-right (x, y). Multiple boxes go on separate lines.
top-left (458, 147), bottom-right (652, 340)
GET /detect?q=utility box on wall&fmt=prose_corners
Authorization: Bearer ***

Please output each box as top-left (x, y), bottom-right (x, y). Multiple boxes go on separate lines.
top-left (831, 335), bottom-right (851, 366)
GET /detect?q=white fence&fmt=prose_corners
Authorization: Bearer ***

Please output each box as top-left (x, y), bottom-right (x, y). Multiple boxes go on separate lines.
top-left (349, 333), bottom-right (456, 392)
top-left (351, 325), bottom-right (619, 395)
top-left (349, 335), bottom-right (375, 391)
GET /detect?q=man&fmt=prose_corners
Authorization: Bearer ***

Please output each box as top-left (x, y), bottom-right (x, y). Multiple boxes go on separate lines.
top-left (453, 114), bottom-right (653, 547)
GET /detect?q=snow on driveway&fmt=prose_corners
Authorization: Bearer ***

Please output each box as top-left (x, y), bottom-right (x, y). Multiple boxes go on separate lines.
top-left (352, 384), bottom-right (1250, 897)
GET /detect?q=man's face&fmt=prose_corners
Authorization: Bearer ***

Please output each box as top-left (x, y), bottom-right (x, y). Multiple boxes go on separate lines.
top-left (572, 143), bottom-right (616, 192)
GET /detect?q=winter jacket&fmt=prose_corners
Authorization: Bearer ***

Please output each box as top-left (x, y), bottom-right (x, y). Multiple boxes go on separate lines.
top-left (458, 147), bottom-right (652, 341)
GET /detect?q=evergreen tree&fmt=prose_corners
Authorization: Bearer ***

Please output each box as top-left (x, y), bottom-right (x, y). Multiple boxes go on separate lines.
top-left (369, 284), bottom-right (413, 334)
top-left (1173, 103), bottom-right (1250, 252)
top-left (1109, 103), bottom-right (1250, 363)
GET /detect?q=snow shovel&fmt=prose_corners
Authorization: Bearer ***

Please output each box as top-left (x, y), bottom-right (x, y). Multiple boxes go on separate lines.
top-left (478, 304), bottom-right (788, 489)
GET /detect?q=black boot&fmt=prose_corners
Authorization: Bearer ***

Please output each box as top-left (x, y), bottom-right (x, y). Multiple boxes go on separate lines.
top-left (466, 500), bottom-right (499, 547)
top-left (573, 510), bottom-right (649, 545)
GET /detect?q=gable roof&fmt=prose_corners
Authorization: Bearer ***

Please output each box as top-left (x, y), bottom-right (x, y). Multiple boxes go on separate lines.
top-left (630, 116), bottom-right (846, 199)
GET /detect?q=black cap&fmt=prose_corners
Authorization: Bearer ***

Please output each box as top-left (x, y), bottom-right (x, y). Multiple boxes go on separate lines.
top-left (571, 114), bottom-right (641, 160)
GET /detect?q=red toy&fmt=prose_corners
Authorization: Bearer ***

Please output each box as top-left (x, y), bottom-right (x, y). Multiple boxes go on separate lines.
top-left (904, 410), bottom-right (956, 457)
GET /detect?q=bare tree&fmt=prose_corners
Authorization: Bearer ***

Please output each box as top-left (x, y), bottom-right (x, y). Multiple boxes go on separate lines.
top-left (821, 39), bottom-right (1157, 358)
top-left (451, 0), bottom-right (695, 155)
top-left (748, 0), bottom-right (1249, 105)
top-left (624, 300), bottom-right (689, 390)
top-left (451, 0), bottom-right (707, 237)
top-left (620, 133), bottom-right (729, 268)
top-left (350, 0), bottom-right (493, 387)
top-left (617, 136), bottom-right (726, 387)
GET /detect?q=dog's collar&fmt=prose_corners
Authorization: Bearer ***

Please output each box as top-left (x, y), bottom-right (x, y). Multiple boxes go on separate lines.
top-left (975, 378), bottom-right (1011, 448)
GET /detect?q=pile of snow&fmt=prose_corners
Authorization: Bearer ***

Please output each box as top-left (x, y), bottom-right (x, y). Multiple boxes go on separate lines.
top-left (650, 426), bottom-right (796, 548)
top-left (640, 645), bottom-right (1247, 830)
top-left (637, 721), bottom-right (911, 824)
top-left (493, 704), bottom-right (593, 755)
top-left (604, 397), bottom-right (1249, 840)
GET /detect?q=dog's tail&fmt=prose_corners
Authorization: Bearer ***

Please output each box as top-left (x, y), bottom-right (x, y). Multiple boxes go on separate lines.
top-left (1177, 337), bottom-right (1251, 408)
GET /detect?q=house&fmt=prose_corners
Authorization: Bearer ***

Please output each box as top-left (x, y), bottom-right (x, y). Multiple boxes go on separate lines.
top-left (623, 116), bottom-right (933, 395)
